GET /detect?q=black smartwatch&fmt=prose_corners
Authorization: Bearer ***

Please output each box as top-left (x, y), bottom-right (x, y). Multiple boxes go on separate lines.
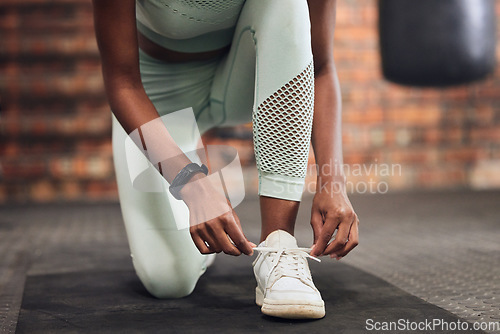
top-left (169, 163), bottom-right (209, 200)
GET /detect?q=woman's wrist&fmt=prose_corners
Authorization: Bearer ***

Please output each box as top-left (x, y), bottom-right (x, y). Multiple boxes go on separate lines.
top-left (316, 174), bottom-right (347, 195)
top-left (178, 173), bottom-right (209, 204)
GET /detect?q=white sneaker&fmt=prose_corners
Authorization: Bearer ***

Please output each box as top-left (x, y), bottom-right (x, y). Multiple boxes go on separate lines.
top-left (252, 230), bottom-right (325, 319)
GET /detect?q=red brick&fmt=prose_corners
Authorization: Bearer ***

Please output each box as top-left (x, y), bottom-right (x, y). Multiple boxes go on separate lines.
top-left (49, 157), bottom-right (74, 179)
top-left (389, 147), bottom-right (439, 165)
top-left (343, 150), bottom-right (384, 165)
top-left (472, 105), bottom-right (496, 125)
top-left (76, 140), bottom-right (112, 154)
top-left (417, 89), bottom-right (444, 101)
top-left (469, 127), bottom-right (500, 143)
top-left (441, 86), bottom-right (474, 100)
top-left (415, 166), bottom-right (467, 189)
top-left (2, 159), bottom-right (47, 179)
top-left (0, 142), bottom-right (21, 157)
top-left (30, 179), bottom-right (56, 202)
top-left (474, 85), bottom-right (500, 100)
top-left (61, 180), bottom-right (81, 200)
top-left (343, 106), bottom-right (384, 124)
top-left (442, 147), bottom-right (486, 163)
top-left (386, 104), bottom-right (442, 126)
top-left (422, 127), bottom-right (464, 145)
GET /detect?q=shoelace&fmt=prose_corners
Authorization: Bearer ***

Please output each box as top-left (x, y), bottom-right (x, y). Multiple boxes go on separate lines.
top-left (253, 247), bottom-right (321, 287)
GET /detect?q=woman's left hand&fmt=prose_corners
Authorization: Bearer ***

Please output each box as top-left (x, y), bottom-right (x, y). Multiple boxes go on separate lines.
top-left (309, 178), bottom-right (359, 259)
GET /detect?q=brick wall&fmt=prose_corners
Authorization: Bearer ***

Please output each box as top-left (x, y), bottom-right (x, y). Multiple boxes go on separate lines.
top-left (0, 0), bottom-right (115, 202)
top-left (1, 0), bottom-right (499, 203)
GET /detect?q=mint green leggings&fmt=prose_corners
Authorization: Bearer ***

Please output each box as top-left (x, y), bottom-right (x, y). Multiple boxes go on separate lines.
top-left (112, 0), bottom-right (314, 298)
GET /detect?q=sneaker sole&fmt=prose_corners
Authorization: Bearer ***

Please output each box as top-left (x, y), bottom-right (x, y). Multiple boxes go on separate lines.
top-left (256, 287), bottom-right (325, 319)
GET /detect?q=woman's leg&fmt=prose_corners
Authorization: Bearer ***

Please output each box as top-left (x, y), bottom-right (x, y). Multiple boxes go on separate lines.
top-left (209, 1), bottom-right (324, 318)
top-left (259, 197), bottom-right (300, 242)
top-left (209, 0), bottom-right (314, 239)
top-left (112, 50), bottom-right (222, 298)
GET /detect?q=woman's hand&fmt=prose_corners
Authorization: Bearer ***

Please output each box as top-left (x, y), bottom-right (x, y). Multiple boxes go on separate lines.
top-left (180, 173), bottom-right (255, 256)
top-left (310, 178), bottom-right (359, 259)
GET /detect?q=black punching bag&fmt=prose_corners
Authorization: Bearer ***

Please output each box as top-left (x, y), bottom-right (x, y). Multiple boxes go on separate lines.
top-left (379, 0), bottom-right (497, 87)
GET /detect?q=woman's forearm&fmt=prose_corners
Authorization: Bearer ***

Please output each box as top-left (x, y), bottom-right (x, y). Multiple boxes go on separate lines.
top-left (108, 86), bottom-right (193, 183)
top-left (92, 0), bottom-right (196, 184)
top-left (108, 84), bottom-right (160, 134)
top-left (311, 64), bottom-right (345, 186)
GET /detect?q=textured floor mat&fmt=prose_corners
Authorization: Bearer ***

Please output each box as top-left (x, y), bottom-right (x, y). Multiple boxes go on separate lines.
top-left (17, 256), bottom-right (484, 334)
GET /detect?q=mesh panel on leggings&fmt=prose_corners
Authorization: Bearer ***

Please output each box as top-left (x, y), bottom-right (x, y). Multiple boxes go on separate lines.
top-left (179, 0), bottom-right (244, 13)
top-left (253, 61), bottom-right (315, 179)
top-left (156, 0), bottom-right (244, 24)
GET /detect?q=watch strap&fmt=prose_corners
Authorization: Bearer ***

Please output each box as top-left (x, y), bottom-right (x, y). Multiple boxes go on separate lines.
top-left (169, 163), bottom-right (209, 200)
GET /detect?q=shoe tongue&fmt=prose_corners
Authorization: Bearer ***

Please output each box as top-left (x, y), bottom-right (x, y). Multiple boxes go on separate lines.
top-left (265, 230), bottom-right (298, 248)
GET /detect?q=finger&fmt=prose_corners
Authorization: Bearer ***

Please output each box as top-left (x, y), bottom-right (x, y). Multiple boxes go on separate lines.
top-left (198, 227), bottom-right (222, 253)
top-left (310, 209), bottom-right (323, 247)
top-left (220, 231), bottom-right (242, 256)
top-left (205, 218), bottom-right (241, 256)
top-left (323, 211), bottom-right (355, 255)
top-left (232, 210), bottom-right (257, 248)
top-left (310, 214), bottom-right (339, 257)
top-left (334, 218), bottom-right (359, 258)
top-left (208, 218), bottom-right (242, 256)
top-left (323, 222), bottom-right (350, 255)
top-left (224, 214), bottom-right (253, 256)
top-left (190, 226), bottom-right (212, 254)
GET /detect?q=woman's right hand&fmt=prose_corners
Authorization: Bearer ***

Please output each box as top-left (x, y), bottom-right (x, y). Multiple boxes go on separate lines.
top-left (179, 173), bottom-right (255, 256)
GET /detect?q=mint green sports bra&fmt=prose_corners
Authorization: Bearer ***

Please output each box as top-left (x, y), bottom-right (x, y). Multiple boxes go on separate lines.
top-left (136, 0), bottom-right (246, 53)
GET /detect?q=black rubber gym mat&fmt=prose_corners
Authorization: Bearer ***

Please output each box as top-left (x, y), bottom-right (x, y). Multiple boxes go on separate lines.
top-left (16, 255), bottom-right (485, 334)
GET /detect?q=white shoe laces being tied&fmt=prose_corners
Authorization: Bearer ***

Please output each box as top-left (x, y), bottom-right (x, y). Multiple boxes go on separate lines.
top-left (253, 247), bottom-right (321, 287)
